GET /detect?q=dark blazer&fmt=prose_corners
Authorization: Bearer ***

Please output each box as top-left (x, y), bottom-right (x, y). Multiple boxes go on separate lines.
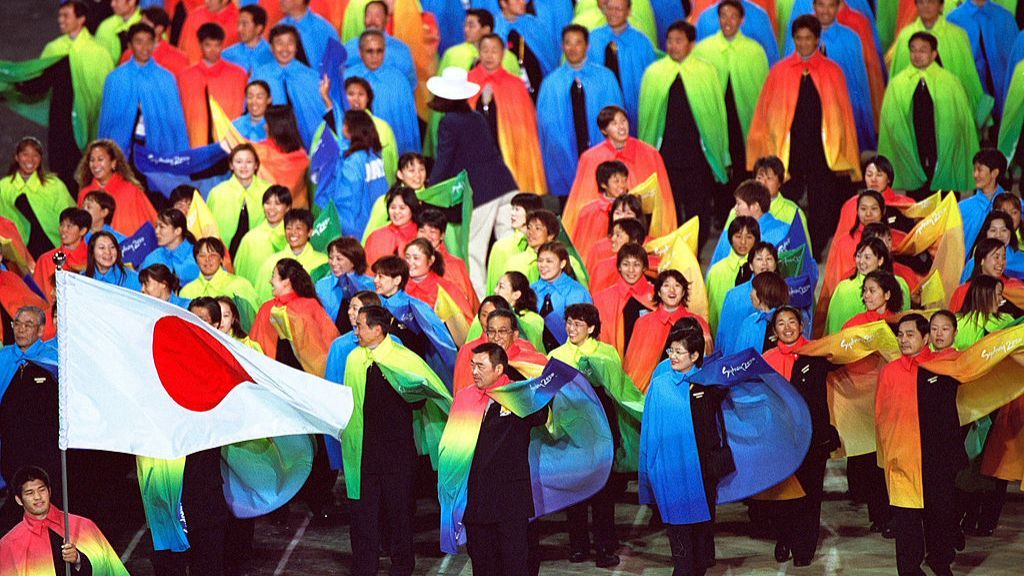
top-left (429, 110), bottom-right (519, 205)
top-left (791, 356), bottom-right (842, 454)
top-left (464, 401), bottom-right (547, 524)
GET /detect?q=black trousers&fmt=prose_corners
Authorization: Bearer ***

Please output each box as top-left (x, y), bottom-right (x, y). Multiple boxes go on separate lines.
top-left (666, 161), bottom-right (718, 251)
top-left (465, 519), bottom-right (530, 576)
top-left (955, 479), bottom-right (1009, 532)
top-left (847, 453), bottom-right (891, 526)
top-left (782, 168), bottom-right (844, 261)
top-left (348, 472), bottom-right (415, 576)
top-left (775, 449), bottom-right (830, 562)
top-left (666, 521), bottom-right (715, 576)
top-left (890, 505), bottom-right (956, 576)
top-left (298, 435), bottom-right (339, 514)
top-left (566, 474), bottom-right (620, 553)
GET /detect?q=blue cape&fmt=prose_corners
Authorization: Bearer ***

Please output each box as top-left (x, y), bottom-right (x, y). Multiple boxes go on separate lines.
top-left (121, 222), bottom-right (157, 270)
top-left (381, 290), bottom-right (458, 385)
top-left (133, 142), bottom-right (231, 198)
top-left (960, 189), bottom-right (1000, 257)
top-left (422, 0), bottom-right (467, 53)
top-left (315, 272), bottom-right (376, 322)
top-left (344, 63), bottom-right (422, 155)
top-left (222, 38), bottom-right (275, 76)
top-left (0, 339), bottom-right (58, 401)
top-left (696, 0), bottom-right (780, 65)
top-left (689, 349), bottom-right (813, 504)
top-left (727, 308), bottom-right (775, 356)
top-left (312, 148), bottom-right (389, 237)
top-left (586, 25), bottom-right (658, 134)
top-left (786, 0), bottom-right (883, 63)
top-left (717, 280), bottom-right (755, 354)
top-left (536, 62), bottom-right (625, 197)
top-left (232, 115), bottom-right (268, 142)
top-left (1006, 31), bottom-right (1024, 104)
top-left (251, 59), bottom-right (327, 151)
top-left (493, 12), bottom-right (561, 77)
top-left (280, 9), bottom-right (341, 70)
top-left (98, 59), bottom-right (188, 156)
top-left (139, 240), bottom-right (200, 285)
top-left (531, 273), bottom-right (594, 345)
top-left (785, 22), bottom-right (875, 150)
top-left (650, 0), bottom-right (689, 50)
top-left (87, 266), bottom-right (142, 291)
top-left (343, 35), bottom-right (417, 93)
top-left (710, 212), bottom-right (789, 267)
top-left (948, 1), bottom-right (1018, 113)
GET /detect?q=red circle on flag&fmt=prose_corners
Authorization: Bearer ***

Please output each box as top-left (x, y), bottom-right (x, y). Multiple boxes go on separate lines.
top-left (153, 316), bottom-right (254, 411)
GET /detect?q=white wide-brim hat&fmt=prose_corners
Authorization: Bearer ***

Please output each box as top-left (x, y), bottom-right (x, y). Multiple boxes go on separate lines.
top-left (427, 67), bottom-right (481, 100)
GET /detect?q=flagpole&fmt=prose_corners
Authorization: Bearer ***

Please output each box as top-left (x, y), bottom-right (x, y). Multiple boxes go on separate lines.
top-left (53, 251), bottom-right (72, 576)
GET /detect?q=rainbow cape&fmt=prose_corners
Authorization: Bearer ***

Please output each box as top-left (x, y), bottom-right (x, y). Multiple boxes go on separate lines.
top-left (341, 337), bottom-right (453, 499)
top-left (249, 294), bottom-right (341, 378)
top-left (0, 505), bottom-right (128, 575)
top-left (894, 193), bottom-right (965, 308)
top-left (136, 435), bottom-right (315, 552)
top-left (797, 320), bottom-right (901, 457)
top-left (645, 217), bottom-right (708, 318)
top-left (689, 349), bottom-right (813, 503)
top-left (437, 359), bottom-right (613, 554)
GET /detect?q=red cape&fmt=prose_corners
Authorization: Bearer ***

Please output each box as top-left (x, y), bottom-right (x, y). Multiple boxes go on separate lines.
top-left (406, 271), bottom-right (475, 323)
top-left (0, 505), bottom-right (125, 576)
top-left (33, 243), bottom-right (88, 304)
top-left (365, 222), bottom-right (418, 268)
top-left (178, 4), bottom-right (241, 65)
top-left (594, 276), bottom-right (654, 357)
top-left (0, 270), bottom-right (51, 344)
top-left (571, 196), bottom-right (613, 263)
top-left (438, 245), bottom-right (478, 310)
top-left (763, 337), bottom-right (811, 381)
top-left (562, 138), bottom-right (676, 238)
top-left (250, 291), bottom-right (340, 377)
top-left (623, 305), bottom-right (711, 393)
top-left (179, 59), bottom-right (249, 147)
top-left (0, 216), bottom-right (34, 276)
top-left (78, 173), bottom-right (158, 237)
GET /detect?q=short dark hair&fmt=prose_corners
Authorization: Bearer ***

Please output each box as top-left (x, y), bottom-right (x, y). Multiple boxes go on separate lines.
top-left (385, 186), bottom-right (422, 221)
top-left (511, 192), bottom-right (544, 213)
top-left (344, 76), bottom-right (375, 108)
top-left (60, 207), bottom-right (91, 230)
top-left (537, 241), bottom-right (576, 280)
top-left (140, 7), bottom-right (169, 30)
top-left (753, 156), bottom-right (784, 180)
top-left (139, 263), bottom-right (181, 293)
top-left (486, 308), bottom-right (519, 332)
top-left (597, 106), bottom-right (628, 131)
top-left (597, 160), bottom-right (629, 191)
top-left (466, 8), bottom-right (495, 30)
top-left (284, 208), bottom-right (314, 230)
top-left (752, 271), bottom-right (790, 309)
top-left (526, 209), bottom-right (560, 237)
top-left (246, 79), bottom-right (272, 99)
top-left (861, 222), bottom-right (892, 242)
top-left (930, 309), bottom-right (958, 331)
top-left (863, 270), bottom-right (903, 314)
top-left (565, 303), bottom-right (601, 337)
top-left (617, 242), bottom-right (649, 269)
top-left (728, 216), bottom-right (761, 245)
top-left (327, 237), bottom-right (368, 275)
top-left (611, 217), bottom-right (646, 243)
top-left (269, 24), bottom-right (302, 46)
top-left (611, 194), bottom-right (645, 225)
top-left (352, 290), bottom-right (382, 308)
top-left (189, 296), bottom-right (223, 325)
top-left (908, 31), bottom-right (938, 52)
top-left (734, 179), bottom-right (771, 214)
top-left (770, 305), bottom-right (804, 329)
top-left (472, 341), bottom-right (509, 372)
top-left (61, 0), bottom-right (88, 19)
top-left (667, 20), bottom-right (696, 42)
top-left (562, 23), bottom-right (589, 43)
top-left (898, 313), bottom-right (930, 337)
top-left (169, 185), bottom-right (197, 207)
top-left (263, 185), bottom-right (293, 206)
top-left (83, 190), bottom-right (116, 224)
top-left (197, 22), bottom-right (225, 43)
top-left (863, 155), bottom-right (895, 184)
top-left (127, 22), bottom-right (156, 42)
top-left (239, 4), bottom-right (268, 28)
top-left (792, 14), bottom-right (821, 39)
top-left (372, 255), bottom-right (410, 289)
top-left (358, 304), bottom-right (392, 334)
top-left (666, 327), bottom-right (705, 366)
top-left (12, 466), bottom-right (50, 496)
top-left (193, 237), bottom-right (226, 259)
top-left (718, 0), bottom-right (745, 17)
top-left (417, 208), bottom-right (448, 233)
top-left (974, 148), bottom-right (1008, 175)
top-left (652, 269), bottom-right (690, 307)
top-left (229, 143), bottom-right (261, 171)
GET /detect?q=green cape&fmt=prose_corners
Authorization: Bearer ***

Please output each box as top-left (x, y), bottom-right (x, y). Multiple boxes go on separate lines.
top-left (998, 61), bottom-right (1024, 162)
top-left (691, 31), bottom-right (770, 138)
top-left (179, 269), bottom-right (260, 332)
top-left (954, 312), bottom-right (1015, 351)
top-left (341, 337), bottom-right (453, 499)
top-left (206, 175), bottom-right (271, 252)
top-left (722, 196), bottom-right (812, 255)
top-left (706, 250), bottom-right (746, 335)
top-left (95, 9), bottom-right (142, 64)
top-left (638, 55), bottom-right (730, 183)
top-left (0, 172), bottom-right (73, 248)
top-left (879, 62), bottom-right (980, 191)
top-left (549, 338), bottom-right (644, 472)
top-left (824, 273), bottom-right (912, 334)
top-left (256, 244), bottom-right (329, 303)
top-left (233, 221), bottom-right (287, 289)
top-left (487, 230), bottom-right (528, 294)
top-left (889, 17), bottom-right (993, 128)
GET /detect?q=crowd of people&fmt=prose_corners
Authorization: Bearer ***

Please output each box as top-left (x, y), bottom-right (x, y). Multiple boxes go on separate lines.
top-left (2, 0), bottom-right (1024, 575)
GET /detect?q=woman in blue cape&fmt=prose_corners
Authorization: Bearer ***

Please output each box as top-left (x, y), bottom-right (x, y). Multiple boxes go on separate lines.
top-left (139, 209), bottom-right (200, 286)
top-left (82, 231), bottom-right (141, 291)
top-left (639, 326), bottom-right (726, 576)
top-left (531, 241), bottom-right (593, 351)
top-left (316, 238), bottom-right (376, 334)
top-left (726, 271), bottom-right (791, 356)
top-left (717, 241), bottom-right (778, 352)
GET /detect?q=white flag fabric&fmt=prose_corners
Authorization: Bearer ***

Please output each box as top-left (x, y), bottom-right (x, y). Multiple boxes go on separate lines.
top-left (56, 272), bottom-right (353, 459)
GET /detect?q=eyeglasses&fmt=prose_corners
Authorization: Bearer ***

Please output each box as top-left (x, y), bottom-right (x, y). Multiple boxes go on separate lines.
top-left (485, 328), bottom-right (514, 336)
top-left (665, 347), bottom-right (689, 358)
top-left (565, 320), bottom-right (589, 330)
top-left (11, 321), bottom-right (40, 330)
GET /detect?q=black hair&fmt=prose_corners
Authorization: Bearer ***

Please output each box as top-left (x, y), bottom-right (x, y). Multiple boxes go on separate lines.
top-left (197, 22), bottom-right (225, 43)
top-left (752, 155), bottom-right (784, 180)
top-left (863, 270), bottom-right (903, 314)
top-left (718, 0), bottom-right (746, 17)
top-left (898, 313), bottom-right (930, 338)
top-left (652, 269), bottom-right (690, 308)
top-left (239, 4), bottom-right (268, 27)
top-left (344, 76), bottom-right (375, 109)
top-left (189, 296), bottom-right (223, 325)
top-left (343, 110), bottom-right (382, 157)
top-left (792, 14), bottom-right (822, 39)
top-left (500, 271), bottom-right (538, 313)
top-left (82, 190), bottom-right (116, 224)
top-left (193, 237), bottom-right (226, 259)
top-left (417, 208), bottom-right (448, 233)
top-left (667, 20), bottom-right (696, 41)
top-left (565, 303), bottom-right (601, 337)
top-left (265, 105), bottom-right (305, 153)
top-left (284, 208), bottom-right (314, 230)
top-left (327, 237), bottom-right (368, 275)
top-left (908, 31), bottom-right (938, 52)
top-left (263, 185), bottom-right (293, 206)
top-left (666, 327), bottom-right (705, 366)
top-left (471, 341), bottom-right (509, 372)
top-left (60, 207), bottom-right (91, 231)
top-left (466, 8), bottom-right (496, 30)
top-left (12, 466), bottom-right (50, 496)
top-left (561, 23), bottom-right (589, 43)
top-left (127, 22), bottom-right (156, 42)
top-left (372, 255), bottom-right (410, 290)
top-left (358, 304), bottom-right (392, 334)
